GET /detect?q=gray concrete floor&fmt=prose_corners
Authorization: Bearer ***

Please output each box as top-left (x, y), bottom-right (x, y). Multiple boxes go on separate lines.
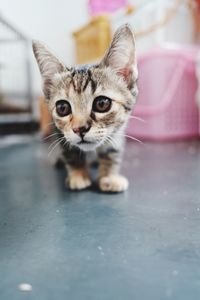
top-left (0, 137), bottom-right (200, 300)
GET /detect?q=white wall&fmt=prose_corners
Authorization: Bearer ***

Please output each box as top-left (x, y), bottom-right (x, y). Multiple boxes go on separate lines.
top-left (1, 0), bottom-right (89, 95)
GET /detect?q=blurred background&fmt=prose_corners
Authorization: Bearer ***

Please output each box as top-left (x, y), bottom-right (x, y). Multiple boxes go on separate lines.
top-left (1, 2), bottom-right (200, 299)
top-left (0, 0), bottom-right (200, 140)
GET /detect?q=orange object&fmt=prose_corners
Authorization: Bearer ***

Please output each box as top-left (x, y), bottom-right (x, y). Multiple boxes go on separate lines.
top-left (125, 5), bottom-right (135, 15)
top-left (188, 0), bottom-right (200, 43)
top-left (73, 15), bottom-right (111, 64)
top-left (39, 96), bottom-right (52, 137)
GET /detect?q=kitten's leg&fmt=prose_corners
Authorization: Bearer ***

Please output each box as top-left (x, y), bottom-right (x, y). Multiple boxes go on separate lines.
top-left (65, 166), bottom-right (92, 190)
top-left (62, 147), bottom-right (92, 190)
top-left (98, 144), bottom-right (128, 192)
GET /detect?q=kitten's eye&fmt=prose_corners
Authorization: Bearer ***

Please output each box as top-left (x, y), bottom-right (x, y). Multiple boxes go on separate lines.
top-left (92, 96), bottom-right (112, 113)
top-left (56, 100), bottom-right (71, 117)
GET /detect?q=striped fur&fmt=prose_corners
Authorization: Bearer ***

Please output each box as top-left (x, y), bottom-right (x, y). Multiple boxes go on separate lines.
top-left (33, 24), bottom-right (138, 192)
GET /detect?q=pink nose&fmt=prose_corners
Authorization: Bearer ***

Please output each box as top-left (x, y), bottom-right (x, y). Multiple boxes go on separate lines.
top-left (73, 124), bottom-right (91, 137)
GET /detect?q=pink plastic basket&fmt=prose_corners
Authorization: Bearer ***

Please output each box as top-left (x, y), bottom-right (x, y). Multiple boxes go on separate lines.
top-left (88, 0), bottom-right (128, 16)
top-left (127, 46), bottom-right (200, 141)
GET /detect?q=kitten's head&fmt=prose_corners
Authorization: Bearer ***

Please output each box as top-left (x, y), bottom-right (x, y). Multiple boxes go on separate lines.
top-left (33, 24), bottom-right (138, 151)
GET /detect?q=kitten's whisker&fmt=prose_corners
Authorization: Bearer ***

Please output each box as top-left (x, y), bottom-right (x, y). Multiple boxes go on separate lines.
top-left (102, 133), bottom-right (117, 149)
top-left (115, 133), bottom-right (144, 145)
top-left (63, 138), bottom-right (69, 148)
top-left (102, 136), bottom-right (110, 147)
top-left (65, 138), bottom-right (71, 150)
top-left (128, 116), bottom-right (146, 123)
top-left (124, 135), bottom-right (144, 144)
top-left (43, 132), bottom-right (61, 141)
top-left (48, 138), bottom-right (64, 157)
top-left (107, 135), bottom-right (117, 149)
top-left (104, 136), bottom-right (110, 146)
top-left (109, 140), bottom-right (116, 149)
top-left (48, 137), bottom-right (64, 150)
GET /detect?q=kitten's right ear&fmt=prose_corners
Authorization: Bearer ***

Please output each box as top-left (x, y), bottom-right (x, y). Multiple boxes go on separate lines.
top-left (32, 41), bottom-right (66, 99)
top-left (32, 41), bottom-right (66, 78)
top-left (100, 24), bottom-right (137, 90)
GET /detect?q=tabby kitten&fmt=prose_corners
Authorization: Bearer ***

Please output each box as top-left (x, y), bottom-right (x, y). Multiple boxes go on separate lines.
top-left (33, 24), bottom-right (138, 192)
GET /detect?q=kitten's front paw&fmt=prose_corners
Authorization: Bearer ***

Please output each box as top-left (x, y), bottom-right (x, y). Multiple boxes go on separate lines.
top-left (66, 170), bottom-right (92, 190)
top-left (99, 175), bottom-right (129, 192)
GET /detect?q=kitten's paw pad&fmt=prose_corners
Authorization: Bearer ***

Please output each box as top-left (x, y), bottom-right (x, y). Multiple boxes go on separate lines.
top-left (66, 171), bottom-right (92, 190)
top-left (99, 175), bottom-right (129, 192)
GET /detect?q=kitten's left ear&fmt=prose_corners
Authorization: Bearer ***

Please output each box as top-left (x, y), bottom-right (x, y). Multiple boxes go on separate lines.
top-left (100, 24), bottom-right (137, 89)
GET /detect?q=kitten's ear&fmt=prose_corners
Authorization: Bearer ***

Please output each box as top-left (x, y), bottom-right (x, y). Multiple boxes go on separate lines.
top-left (32, 41), bottom-right (66, 99)
top-left (32, 41), bottom-right (65, 78)
top-left (100, 24), bottom-right (137, 89)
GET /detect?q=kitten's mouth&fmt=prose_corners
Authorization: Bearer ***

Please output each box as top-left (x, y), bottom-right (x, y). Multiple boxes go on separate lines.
top-left (77, 140), bottom-right (94, 145)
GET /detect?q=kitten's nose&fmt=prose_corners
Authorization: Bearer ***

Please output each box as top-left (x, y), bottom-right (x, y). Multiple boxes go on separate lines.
top-left (73, 124), bottom-right (91, 137)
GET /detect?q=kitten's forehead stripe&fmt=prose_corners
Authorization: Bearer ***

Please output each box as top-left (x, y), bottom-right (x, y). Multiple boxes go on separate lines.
top-left (70, 75), bottom-right (76, 92)
top-left (69, 66), bottom-right (97, 94)
top-left (82, 75), bottom-right (90, 92)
